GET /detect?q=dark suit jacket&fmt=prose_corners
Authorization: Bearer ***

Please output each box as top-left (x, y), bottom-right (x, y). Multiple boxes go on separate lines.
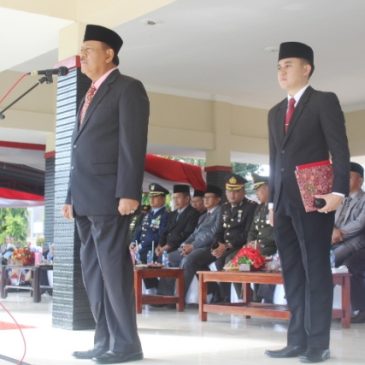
top-left (159, 205), bottom-right (200, 252)
top-left (66, 70), bottom-right (149, 215)
top-left (268, 86), bottom-right (350, 209)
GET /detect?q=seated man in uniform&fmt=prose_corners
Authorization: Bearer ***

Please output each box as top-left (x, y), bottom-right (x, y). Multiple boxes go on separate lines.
top-left (247, 173), bottom-right (277, 303)
top-left (211, 174), bottom-right (257, 301)
top-left (133, 183), bottom-right (169, 263)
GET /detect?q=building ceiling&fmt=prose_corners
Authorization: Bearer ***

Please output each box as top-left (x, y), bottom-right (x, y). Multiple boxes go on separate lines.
top-left (1, 0), bottom-right (365, 168)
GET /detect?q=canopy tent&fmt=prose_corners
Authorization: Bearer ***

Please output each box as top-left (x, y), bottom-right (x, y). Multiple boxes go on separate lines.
top-left (0, 154), bottom-right (206, 207)
top-left (143, 154), bottom-right (206, 193)
top-left (0, 187), bottom-right (44, 207)
top-left (0, 161), bottom-right (45, 207)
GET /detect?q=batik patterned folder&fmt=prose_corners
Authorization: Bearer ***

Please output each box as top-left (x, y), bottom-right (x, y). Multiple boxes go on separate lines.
top-left (295, 160), bottom-right (333, 212)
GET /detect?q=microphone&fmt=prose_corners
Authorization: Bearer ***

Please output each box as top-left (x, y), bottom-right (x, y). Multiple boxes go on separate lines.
top-left (29, 66), bottom-right (69, 77)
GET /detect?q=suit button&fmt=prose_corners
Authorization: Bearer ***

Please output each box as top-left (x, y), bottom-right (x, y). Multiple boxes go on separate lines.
top-left (71, 166), bottom-right (74, 170)
top-left (280, 168), bottom-right (285, 172)
top-left (281, 150), bottom-right (285, 154)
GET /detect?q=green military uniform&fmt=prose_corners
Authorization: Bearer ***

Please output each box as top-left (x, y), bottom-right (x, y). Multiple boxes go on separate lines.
top-left (247, 202), bottom-right (276, 256)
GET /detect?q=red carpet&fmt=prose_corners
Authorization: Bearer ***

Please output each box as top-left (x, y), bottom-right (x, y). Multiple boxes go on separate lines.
top-left (0, 321), bottom-right (34, 330)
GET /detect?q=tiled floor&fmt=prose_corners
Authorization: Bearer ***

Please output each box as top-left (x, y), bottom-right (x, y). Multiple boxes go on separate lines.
top-left (0, 292), bottom-right (364, 365)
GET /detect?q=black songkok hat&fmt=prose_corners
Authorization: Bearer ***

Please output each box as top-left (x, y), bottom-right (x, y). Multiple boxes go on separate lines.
top-left (173, 184), bottom-right (190, 194)
top-left (278, 41), bottom-right (314, 73)
top-left (193, 190), bottom-right (205, 198)
top-left (206, 185), bottom-right (223, 197)
top-left (84, 24), bottom-right (123, 64)
top-left (149, 183), bottom-right (169, 196)
top-left (225, 174), bottom-right (248, 191)
top-left (350, 162), bottom-right (364, 178)
top-left (251, 173), bottom-right (269, 190)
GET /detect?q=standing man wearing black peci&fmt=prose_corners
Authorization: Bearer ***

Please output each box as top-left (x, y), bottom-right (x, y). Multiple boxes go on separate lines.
top-left (266, 42), bottom-right (350, 363)
top-left (63, 24), bottom-right (149, 364)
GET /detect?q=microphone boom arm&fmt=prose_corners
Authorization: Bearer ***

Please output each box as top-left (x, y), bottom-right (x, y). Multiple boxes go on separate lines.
top-left (0, 75), bottom-right (50, 120)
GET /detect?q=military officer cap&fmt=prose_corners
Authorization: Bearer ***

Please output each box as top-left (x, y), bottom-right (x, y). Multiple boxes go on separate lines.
top-left (225, 174), bottom-right (247, 191)
top-left (149, 183), bottom-right (169, 196)
top-left (173, 184), bottom-right (190, 194)
top-left (193, 190), bottom-right (205, 198)
top-left (350, 162), bottom-right (364, 178)
top-left (251, 173), bottom-right (269, 190)
top-left (206, 184), bottom-right (223, 197)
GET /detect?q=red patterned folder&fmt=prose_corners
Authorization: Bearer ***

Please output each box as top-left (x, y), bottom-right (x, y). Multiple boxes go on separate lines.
top-left (295, 160), bottom-right (333, 212)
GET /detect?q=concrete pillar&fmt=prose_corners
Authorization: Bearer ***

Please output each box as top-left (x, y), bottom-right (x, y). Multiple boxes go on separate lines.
top-left (51, 23), bottom-right (94, 330)
top-left (205, 101), bottom-right (232, 192)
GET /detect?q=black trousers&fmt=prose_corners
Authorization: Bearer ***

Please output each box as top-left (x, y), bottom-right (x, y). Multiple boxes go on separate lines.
top-left (274, 201), bottom-right (334, 350)
top-left (75, 214), bottom-right (142, 354)
top-left (345, 248), bottom-right (365, 311)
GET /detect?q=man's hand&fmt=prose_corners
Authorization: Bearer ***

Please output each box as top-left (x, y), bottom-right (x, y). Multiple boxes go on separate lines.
top-left (332, 227), bottom-right (344, 244)
top-left (155, 245), bottom-right (163, 257)
top-left (62, 204), bottom-right (73, 220)
top-left (155, 244), bottom-right (171, 257)
top-left (315, 193), bottom-right (344, 213)
top-left (118, 198), bottom-right (139, 216)
top-left (181, 243), bottom-right (193, 256)
top-left (211, 242), bottom-right (226, 258)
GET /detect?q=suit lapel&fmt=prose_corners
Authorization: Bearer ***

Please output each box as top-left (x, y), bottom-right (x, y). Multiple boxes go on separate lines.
top-left (275, 100), bottom-right (286, 144)
top-left (74, 70), bottom-right (120, 142)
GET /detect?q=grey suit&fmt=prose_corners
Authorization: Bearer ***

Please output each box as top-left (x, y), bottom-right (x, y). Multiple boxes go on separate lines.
top-left (333, 189), bottom-right (365, 266)
top-left (177, 206), bottom-right (222, 293)
top-left (66, 70), bottom-right (149, 354)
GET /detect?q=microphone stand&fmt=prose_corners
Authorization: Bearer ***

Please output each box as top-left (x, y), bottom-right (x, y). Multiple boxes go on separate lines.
top-left (0, 73), bottom-right (53, 120)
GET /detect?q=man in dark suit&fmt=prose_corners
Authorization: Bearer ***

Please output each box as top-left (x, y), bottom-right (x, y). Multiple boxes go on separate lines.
top-left (265, 42), bottom-right (350, 363)
top-left (155, 184), bottom-right (200, 265)
top-left (154, 184), bottom-right (199, 296)
top-left (171, 185), bottom-right (222, 294)
top-left (63, 24), bottom-right (149, 364)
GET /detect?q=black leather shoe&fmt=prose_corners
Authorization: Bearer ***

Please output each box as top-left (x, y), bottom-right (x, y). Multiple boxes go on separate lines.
top-left (94, 351), bottom-right (143, 364)
top-left (72, 348), bottom-right (107, 359)
top-left (265, 345), bottom-right (306, 358)
top-left (351, 310), bottom-right (365, 323)
top-left (299, 348), bottom-right (330, 363)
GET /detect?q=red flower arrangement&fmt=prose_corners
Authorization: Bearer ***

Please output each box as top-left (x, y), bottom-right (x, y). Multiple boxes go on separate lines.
top-left (11, 247), bottom-right (35, 266)
top-left (230, 246), bottom-right (266, 270)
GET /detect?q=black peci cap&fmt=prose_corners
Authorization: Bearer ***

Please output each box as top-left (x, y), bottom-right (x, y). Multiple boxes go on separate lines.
top-left (205, 184), bottom-right (223, 197)
top-left (173, 184), bottom-right (190, 194)
top-left (193, 190), bottom-right (205, 198)
top-left (350, 162), bottom-right (364, 178)
top-left (278, 41), bottom-right (314, 74)
top-left (84, 24), bottom-right (123, 65)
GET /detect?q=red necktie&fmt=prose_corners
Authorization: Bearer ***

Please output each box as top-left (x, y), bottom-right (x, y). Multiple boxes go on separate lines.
top-left (80, 85), bottom-right (96, 124)
top-left (284, 97), bottom-right (296, 133)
